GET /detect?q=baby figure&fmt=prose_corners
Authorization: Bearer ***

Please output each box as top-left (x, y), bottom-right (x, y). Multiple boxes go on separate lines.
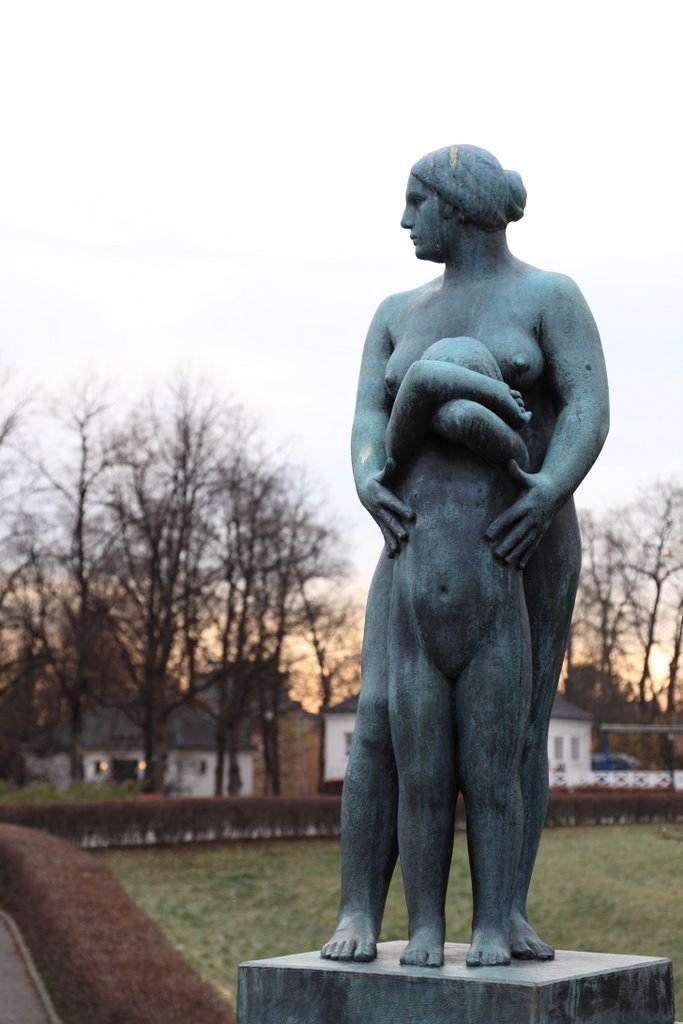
top-left (381, 336), bottom-right (531, 484)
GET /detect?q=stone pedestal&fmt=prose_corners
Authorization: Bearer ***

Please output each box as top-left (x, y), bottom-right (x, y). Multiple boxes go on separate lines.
top-left (237, 941), bottom-right (674, 1024)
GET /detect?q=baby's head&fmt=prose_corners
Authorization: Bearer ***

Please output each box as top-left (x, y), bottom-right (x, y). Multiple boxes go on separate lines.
top-left (422, 337), bottom-right (503, 382)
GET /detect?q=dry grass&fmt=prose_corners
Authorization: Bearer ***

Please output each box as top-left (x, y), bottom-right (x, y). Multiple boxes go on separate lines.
top-left (101, 823), bottom-right (683, 1014)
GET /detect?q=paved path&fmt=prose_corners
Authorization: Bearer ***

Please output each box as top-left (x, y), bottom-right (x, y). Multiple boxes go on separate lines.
top-left (0, 911), bottom-right (61, 1024)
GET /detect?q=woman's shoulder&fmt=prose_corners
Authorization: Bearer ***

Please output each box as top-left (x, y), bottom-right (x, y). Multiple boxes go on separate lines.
top-left (373, 278), bottom-right (441, 326)
top-left (513, 260), bottom-right (585, 303)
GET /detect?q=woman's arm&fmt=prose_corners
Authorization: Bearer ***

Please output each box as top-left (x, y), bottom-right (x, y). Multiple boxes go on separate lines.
top-left (351, 295), bottom-right (415, 558)
top-left (486, 273), bottom-right (610, 568)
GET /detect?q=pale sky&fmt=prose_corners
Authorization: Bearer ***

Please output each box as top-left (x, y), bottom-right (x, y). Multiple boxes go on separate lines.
top-left (1, 0), bottom-right (681, 583)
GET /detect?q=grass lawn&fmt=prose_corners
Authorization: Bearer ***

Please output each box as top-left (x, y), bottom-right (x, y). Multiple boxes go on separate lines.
top-left (100, 823), bottom-right (683, 1013)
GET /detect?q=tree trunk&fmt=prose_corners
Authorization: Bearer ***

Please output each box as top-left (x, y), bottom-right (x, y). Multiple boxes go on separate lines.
top-left (69, 703), bottom-right (85, 782)
top-left (317, 715), bottom-right (326, 793)
top-left (143, 701), bottom-right (168, 794)
top-left (151, 718), bottom-right (168, 793)
top-left (227, 723), bottom-right (242, 795)
top-left (214, 726), bottom-right (226, 796)
top-left (667, 602), bottom-right (683, 720)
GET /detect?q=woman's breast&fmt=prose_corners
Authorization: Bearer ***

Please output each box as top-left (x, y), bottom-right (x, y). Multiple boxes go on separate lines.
top-left (483, 330), bottom-right (544, 392)
top-left (385, 328), bottom-right (544, 398)
top-left (384, 340), bottom-right (424, 399)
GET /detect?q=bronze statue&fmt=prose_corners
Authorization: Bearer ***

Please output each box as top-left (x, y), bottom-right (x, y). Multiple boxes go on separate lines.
top-left (321, 144), bottom-right (609, 969)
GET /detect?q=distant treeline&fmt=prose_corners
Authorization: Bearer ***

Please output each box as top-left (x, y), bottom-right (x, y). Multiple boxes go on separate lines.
top-left (0, 381), bottom-right (680, 789)
top-left (0, 382), bottom-right (361, 793)
top-left (564, 481), bottom-right (683, 760)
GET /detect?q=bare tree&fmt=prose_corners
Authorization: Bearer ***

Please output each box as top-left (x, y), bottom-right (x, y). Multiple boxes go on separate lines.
top-left (614, 482), bottom-right (683, 718)
top-left (106, 384), bottom-right (220, 792)
top-left (296, 584), bottom-right (362, 789)
top-left (564, 510), bottom-right (637, 715)
top-left (0, 375), bottom-right (33, 699)
top-left (565, 482), bottom-right (683, 725)
top-left (15, 386), bottom-right (118, 779)
top-left (665, 576), bottom-right (683, 720)
top-left (203, 437), bottom-right (282, 796)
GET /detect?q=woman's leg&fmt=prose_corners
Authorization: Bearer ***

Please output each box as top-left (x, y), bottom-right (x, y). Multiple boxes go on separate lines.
top-left (321, 554), bottom-right (398, 962)
top-left (510, 500), bottom-right (582, 959)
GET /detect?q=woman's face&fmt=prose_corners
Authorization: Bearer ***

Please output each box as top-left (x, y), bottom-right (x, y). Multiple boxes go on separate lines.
top-left (401, 175), bottom-right (451, 262)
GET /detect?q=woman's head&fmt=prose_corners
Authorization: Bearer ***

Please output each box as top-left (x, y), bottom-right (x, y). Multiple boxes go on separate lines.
top-left (410, 145), bottom-right (526, 232)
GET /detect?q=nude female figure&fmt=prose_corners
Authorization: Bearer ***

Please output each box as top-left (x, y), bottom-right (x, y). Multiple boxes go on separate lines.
top-left (321, 144), bottom-right (609, 967)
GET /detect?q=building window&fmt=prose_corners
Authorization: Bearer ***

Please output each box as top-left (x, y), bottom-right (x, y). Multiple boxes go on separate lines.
top-left (198, 759), bottom-right (207, 775)
top-left (570, 737), bottom-right (580, 761)
top-left (344, 732), bottom-right (354, 758)
top-left (554, 737), bottom-right (564, 761)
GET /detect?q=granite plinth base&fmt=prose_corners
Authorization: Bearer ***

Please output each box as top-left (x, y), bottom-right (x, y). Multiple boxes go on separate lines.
top-left (237, 941), bottom-right (674, 1024)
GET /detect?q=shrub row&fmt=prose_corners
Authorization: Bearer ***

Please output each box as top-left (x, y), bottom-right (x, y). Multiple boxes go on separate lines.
top-left (0, 795), bottom-right (343, 847)
top-left (546, 789), bottom-right (683, 826)
top-left (1, 791), bottom-right (682, 848)
top-left (0, 824), bottom-right (230, 1024)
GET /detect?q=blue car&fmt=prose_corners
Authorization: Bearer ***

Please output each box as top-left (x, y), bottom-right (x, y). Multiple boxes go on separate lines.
top-left (591, 753), bottom-right (641, 771)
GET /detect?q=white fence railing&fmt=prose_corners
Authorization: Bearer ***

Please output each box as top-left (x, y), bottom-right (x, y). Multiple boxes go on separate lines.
top-left (550, 769), bottom-right (683, 791)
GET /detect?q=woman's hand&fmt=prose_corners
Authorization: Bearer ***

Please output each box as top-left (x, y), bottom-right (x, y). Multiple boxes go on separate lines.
top-left (359, 468), bottom-right (415, 558)
top-left (485, 461), bottom-right (561, 570)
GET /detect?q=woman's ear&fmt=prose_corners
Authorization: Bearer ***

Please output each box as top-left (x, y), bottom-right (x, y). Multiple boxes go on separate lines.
top-left (440, 201), bottom-right (465, 223)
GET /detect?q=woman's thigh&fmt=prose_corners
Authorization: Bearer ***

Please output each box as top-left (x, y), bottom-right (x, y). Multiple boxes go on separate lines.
top-left (523, 499), bottom-right (581, 730)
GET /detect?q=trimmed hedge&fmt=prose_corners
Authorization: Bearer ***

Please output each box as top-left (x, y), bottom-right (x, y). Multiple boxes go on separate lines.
top-left (0, 824), bottom-right (231, 1024)
top-left (0, 795), bottom-right (343, 847)
top-left (0, 792), bottom-right (681, 848)
top-left (545, 789), bottom-right (683, 826)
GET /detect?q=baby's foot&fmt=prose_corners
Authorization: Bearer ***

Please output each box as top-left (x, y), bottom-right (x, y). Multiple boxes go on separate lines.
top-left (466, 926), bottom-right (511, 967)
top-left (321, 913), bottom-right (377, 963)
top-left (400, 924), bottom-right (444, 968)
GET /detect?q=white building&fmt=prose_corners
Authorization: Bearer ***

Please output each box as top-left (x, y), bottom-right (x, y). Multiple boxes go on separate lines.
top-left (546, 695), bottom-right (594, 785)
top-left (323, 693), bottom-right (593, 788)
top-left (323, 694), bottom-right (359, 785)
top-left (24, 703), bottom-right (255, 796)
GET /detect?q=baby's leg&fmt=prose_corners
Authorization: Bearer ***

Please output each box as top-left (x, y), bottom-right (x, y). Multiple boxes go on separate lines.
top-left (388, 587), bottom-right (457, 969)
top-left (454, 611), bottom-right (531, 967)
top-left (432, 399), bottom-right (530, 471)
top-left (385, 360), bottom-right (529, 474)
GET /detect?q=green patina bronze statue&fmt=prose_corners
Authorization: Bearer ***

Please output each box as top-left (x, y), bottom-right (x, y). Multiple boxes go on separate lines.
top-left (321, 144), bottom-right (609, 970)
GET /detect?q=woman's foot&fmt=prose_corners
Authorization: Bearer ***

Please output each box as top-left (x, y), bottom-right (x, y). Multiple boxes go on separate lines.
top-left (321, 912), bottom-right (377, 962)
top-left (509, 909), bottom-right (555, 960)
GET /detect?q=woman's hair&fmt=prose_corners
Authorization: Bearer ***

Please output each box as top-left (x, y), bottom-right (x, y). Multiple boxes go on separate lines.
top-left (411, 145), bottom-right (526, 231)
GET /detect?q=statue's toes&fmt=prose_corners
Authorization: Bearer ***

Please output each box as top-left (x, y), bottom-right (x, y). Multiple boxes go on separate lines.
top-left (353, 940), bottom-right (376, 963)
top-left (533, 944), bottom-right (555, 961)
top-left (425, 950), bottom-right (444, 968)
top-left (485, 950), bottom-right (511, 967)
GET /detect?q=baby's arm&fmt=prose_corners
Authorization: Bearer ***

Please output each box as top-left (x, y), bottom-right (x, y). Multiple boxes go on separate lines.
top-left (384, 359), bottom-right (530, 474)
